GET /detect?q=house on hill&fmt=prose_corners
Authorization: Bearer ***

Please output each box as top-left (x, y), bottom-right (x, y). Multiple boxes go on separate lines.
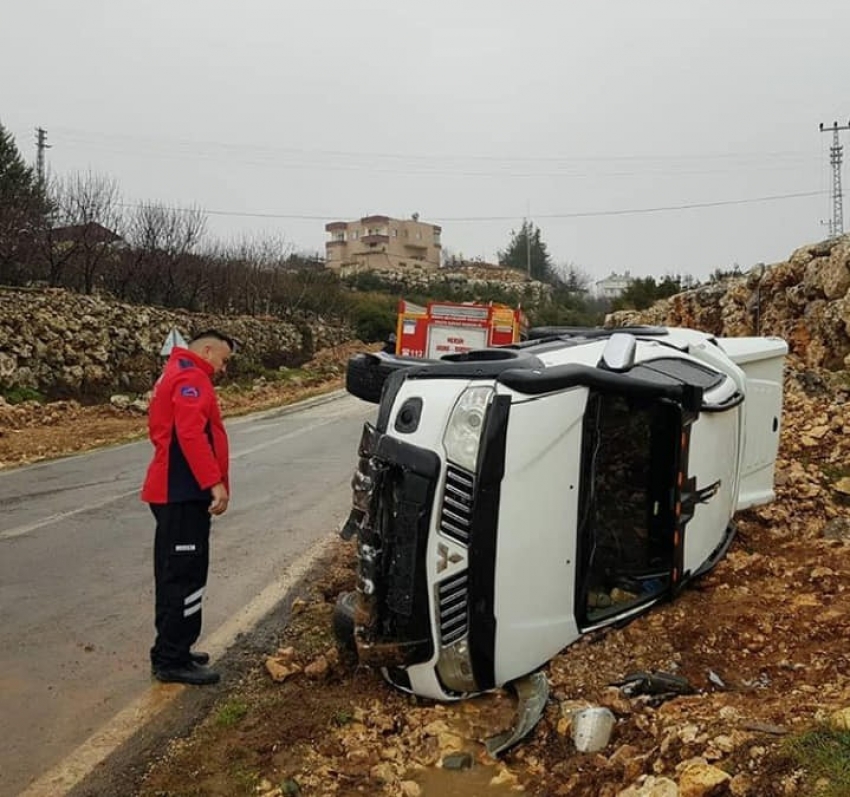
top-left (595, 270), bottom-right (633, 299)
top-left (325, 213), bottom-right (441, 272)
top-left (51, 222), bottom-right (123, 247)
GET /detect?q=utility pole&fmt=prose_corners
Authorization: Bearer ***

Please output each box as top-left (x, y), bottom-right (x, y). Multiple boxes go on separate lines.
top-left (35, 126), bottom-right (51, 186)
top-left (819, 119), bottom-right (850, 238)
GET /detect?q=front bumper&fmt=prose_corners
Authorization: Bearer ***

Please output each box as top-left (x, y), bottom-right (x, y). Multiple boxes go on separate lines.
top-left (348, 422), bottom-right (440, 671)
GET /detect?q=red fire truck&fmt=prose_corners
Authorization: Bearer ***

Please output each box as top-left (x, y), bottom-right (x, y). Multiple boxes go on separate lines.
top-left (393, 299), bottom-right (528, 358)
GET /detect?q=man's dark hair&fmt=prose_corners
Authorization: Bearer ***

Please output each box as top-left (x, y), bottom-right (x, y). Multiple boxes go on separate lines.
top-left (190, 329), bottom-right (237, 352)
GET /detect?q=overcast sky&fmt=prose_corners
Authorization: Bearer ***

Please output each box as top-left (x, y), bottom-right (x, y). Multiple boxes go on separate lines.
top-left (2, 0), bottom-right (848, 283)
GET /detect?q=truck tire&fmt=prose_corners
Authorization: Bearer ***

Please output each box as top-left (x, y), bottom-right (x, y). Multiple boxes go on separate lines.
top-left (332, 591), bottom-right (358, 654)
top-left (346, 354), bottom-right (393, 403)
top-left (346, 353), bottom-right (426, 404)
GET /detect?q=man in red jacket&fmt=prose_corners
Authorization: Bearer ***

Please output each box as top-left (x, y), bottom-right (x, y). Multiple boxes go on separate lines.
top-left (142, 329), bottom-right (235, 685)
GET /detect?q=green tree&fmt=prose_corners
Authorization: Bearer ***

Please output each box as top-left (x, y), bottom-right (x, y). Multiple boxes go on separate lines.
top-left (498, 220), bottom-right (556, 283)
top-left (0, 122), bottom-right (47, 284)
top-left (612, 274), bottom-right (689, 311)
top-left (555, 262), bottom-right (592, 293)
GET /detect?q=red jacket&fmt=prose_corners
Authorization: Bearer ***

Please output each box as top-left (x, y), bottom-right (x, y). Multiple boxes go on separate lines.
top-left (141, 347), bottom-right (230, 504)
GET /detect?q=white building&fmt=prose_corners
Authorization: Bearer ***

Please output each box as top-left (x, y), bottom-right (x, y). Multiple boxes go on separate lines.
top-left (595, 270), bottom-right (633, 299)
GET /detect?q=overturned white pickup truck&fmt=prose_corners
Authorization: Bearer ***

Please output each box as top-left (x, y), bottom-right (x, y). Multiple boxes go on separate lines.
top-left (336, 326), bottom-right (787, 709)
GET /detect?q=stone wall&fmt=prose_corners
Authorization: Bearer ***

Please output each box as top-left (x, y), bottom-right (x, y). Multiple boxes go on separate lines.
top-left (0, 287), bottom-right (354, 398)
top-left (340, 261), bottom-right (553, 304)
top-left (607, 236), bottom-right (850, 370)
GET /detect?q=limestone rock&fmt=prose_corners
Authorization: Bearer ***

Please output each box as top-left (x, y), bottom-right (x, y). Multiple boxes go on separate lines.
top-left (678, 761), bottom-right (731, 797)
top-left (617, 775), bottom-right (679, 796)
top-left (265, 657), bottom-right (301, 683)
top-left (109, 394), bottom-right (131, 410)
top-left (828, 707), bottom-right (850, 730)
top-left (834, 477), bottom-right (850, 496)
top-left (304, 655), bottom-right (329, 679)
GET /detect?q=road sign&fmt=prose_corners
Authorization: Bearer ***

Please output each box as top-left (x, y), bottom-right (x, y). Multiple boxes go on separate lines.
top-left (160, 328), bottom-right (187, 356)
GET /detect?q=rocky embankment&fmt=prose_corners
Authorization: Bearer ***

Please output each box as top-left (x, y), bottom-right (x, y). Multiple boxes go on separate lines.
top-left (608, 236), bottom-right (850, 369)
top-left (0, 287), bottom-right (353, 398)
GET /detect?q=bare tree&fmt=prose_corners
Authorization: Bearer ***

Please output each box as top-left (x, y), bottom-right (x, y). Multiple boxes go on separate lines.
top-left (216, 232), bottom-right (293, 315)
top-left (44, 172), bottom-right (124, 293)
top-left (123, 203), bottom-right (207, 306)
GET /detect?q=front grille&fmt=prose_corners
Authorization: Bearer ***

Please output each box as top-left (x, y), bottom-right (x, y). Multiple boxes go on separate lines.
top-left (439, 466), bottom-right (474, 545)
top-left (438, 570), bottom-right (469, 645)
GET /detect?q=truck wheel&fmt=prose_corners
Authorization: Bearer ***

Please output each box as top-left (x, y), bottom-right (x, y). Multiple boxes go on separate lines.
top-left (346, 354), bottom-right (391, 403)
top-left (346, 353), bottom-right (421, 404)
top-left (332, 591), bottom-right (358, 654)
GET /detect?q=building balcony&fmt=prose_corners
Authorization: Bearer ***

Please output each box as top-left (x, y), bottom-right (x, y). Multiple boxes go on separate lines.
top-left (362, 234), bottom-right (390, 245)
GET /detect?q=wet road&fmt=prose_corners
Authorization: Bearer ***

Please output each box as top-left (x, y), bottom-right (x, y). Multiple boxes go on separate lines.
top-left (0, 391), bottom-right (372, 797)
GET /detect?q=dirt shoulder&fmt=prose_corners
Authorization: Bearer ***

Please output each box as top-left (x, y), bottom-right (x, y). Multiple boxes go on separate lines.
top-left (11, 354), bottom-right (850, 796)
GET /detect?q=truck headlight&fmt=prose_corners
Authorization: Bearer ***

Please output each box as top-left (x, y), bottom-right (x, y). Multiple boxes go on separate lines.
top-left (443, 386), bottom-right (494, 472)
top-left (437, 637), bottom-right (477, 694)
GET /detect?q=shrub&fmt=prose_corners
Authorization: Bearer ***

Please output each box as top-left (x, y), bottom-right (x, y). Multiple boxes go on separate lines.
top-left (3, 386), bottom-right (46, 404)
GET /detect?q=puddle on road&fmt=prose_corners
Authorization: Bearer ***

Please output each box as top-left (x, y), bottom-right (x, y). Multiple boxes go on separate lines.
top-left (408, 691), bottom-right (524, 796)
top-left (415, 763), bottom-right (518, 796)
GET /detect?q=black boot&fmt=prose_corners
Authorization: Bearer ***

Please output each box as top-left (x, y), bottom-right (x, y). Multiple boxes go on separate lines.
top-left (153, 663), bottom-right (221, 685)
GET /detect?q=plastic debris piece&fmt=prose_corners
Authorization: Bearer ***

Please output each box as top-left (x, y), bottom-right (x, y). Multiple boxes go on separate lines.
top-left (571, 707), bottom-right (616, 752)
top-left (484, 671), bottom-right (549, 756)
top-left (614, 670), bottom-right (695, 697)
top-left (708, 669), bottom-right (727, 689)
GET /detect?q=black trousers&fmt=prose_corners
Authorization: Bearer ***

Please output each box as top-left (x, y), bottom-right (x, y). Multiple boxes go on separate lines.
top-left (150, 501), bottom-right (211, 669)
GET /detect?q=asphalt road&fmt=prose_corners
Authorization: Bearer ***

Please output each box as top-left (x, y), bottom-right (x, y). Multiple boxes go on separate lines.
top-left (0, 391), bottom-right (373, 797)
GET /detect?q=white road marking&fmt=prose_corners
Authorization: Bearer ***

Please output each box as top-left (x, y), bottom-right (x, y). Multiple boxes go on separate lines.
top-left (0, 396), bottom-right (363, 542)
top-left (229, 414), bottom-right (340, 460)
top-left (0, 487), bottom-right (141, 541)
top-left (17, 533), bottom-right (339, 797)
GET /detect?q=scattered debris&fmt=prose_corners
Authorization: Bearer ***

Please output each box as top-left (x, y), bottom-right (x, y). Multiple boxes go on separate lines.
top-left (740, 720), bottom-right (788, 735)
top-left (614, 670), bottom-right (695, 698)
top-left (571, 706), bottom-right (616, 753)
top-left (483, 671), bottom-right (549, 756)
top-left (707, 670), bottom-right (727, 690)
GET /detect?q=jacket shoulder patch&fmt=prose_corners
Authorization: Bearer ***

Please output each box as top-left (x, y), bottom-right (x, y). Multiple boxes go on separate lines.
top-left (177, 358), bottom-right (195, 369)
top-left (180, 385), bottom-right (200, 398)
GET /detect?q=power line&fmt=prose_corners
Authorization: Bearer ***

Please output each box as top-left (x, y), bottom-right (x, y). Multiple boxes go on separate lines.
top-left (51, 125), bottom-right (819, 172)
top-left (118, 189), bottom-right (826, 224)
top-left (63, 144), bottom-right (818, 180)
